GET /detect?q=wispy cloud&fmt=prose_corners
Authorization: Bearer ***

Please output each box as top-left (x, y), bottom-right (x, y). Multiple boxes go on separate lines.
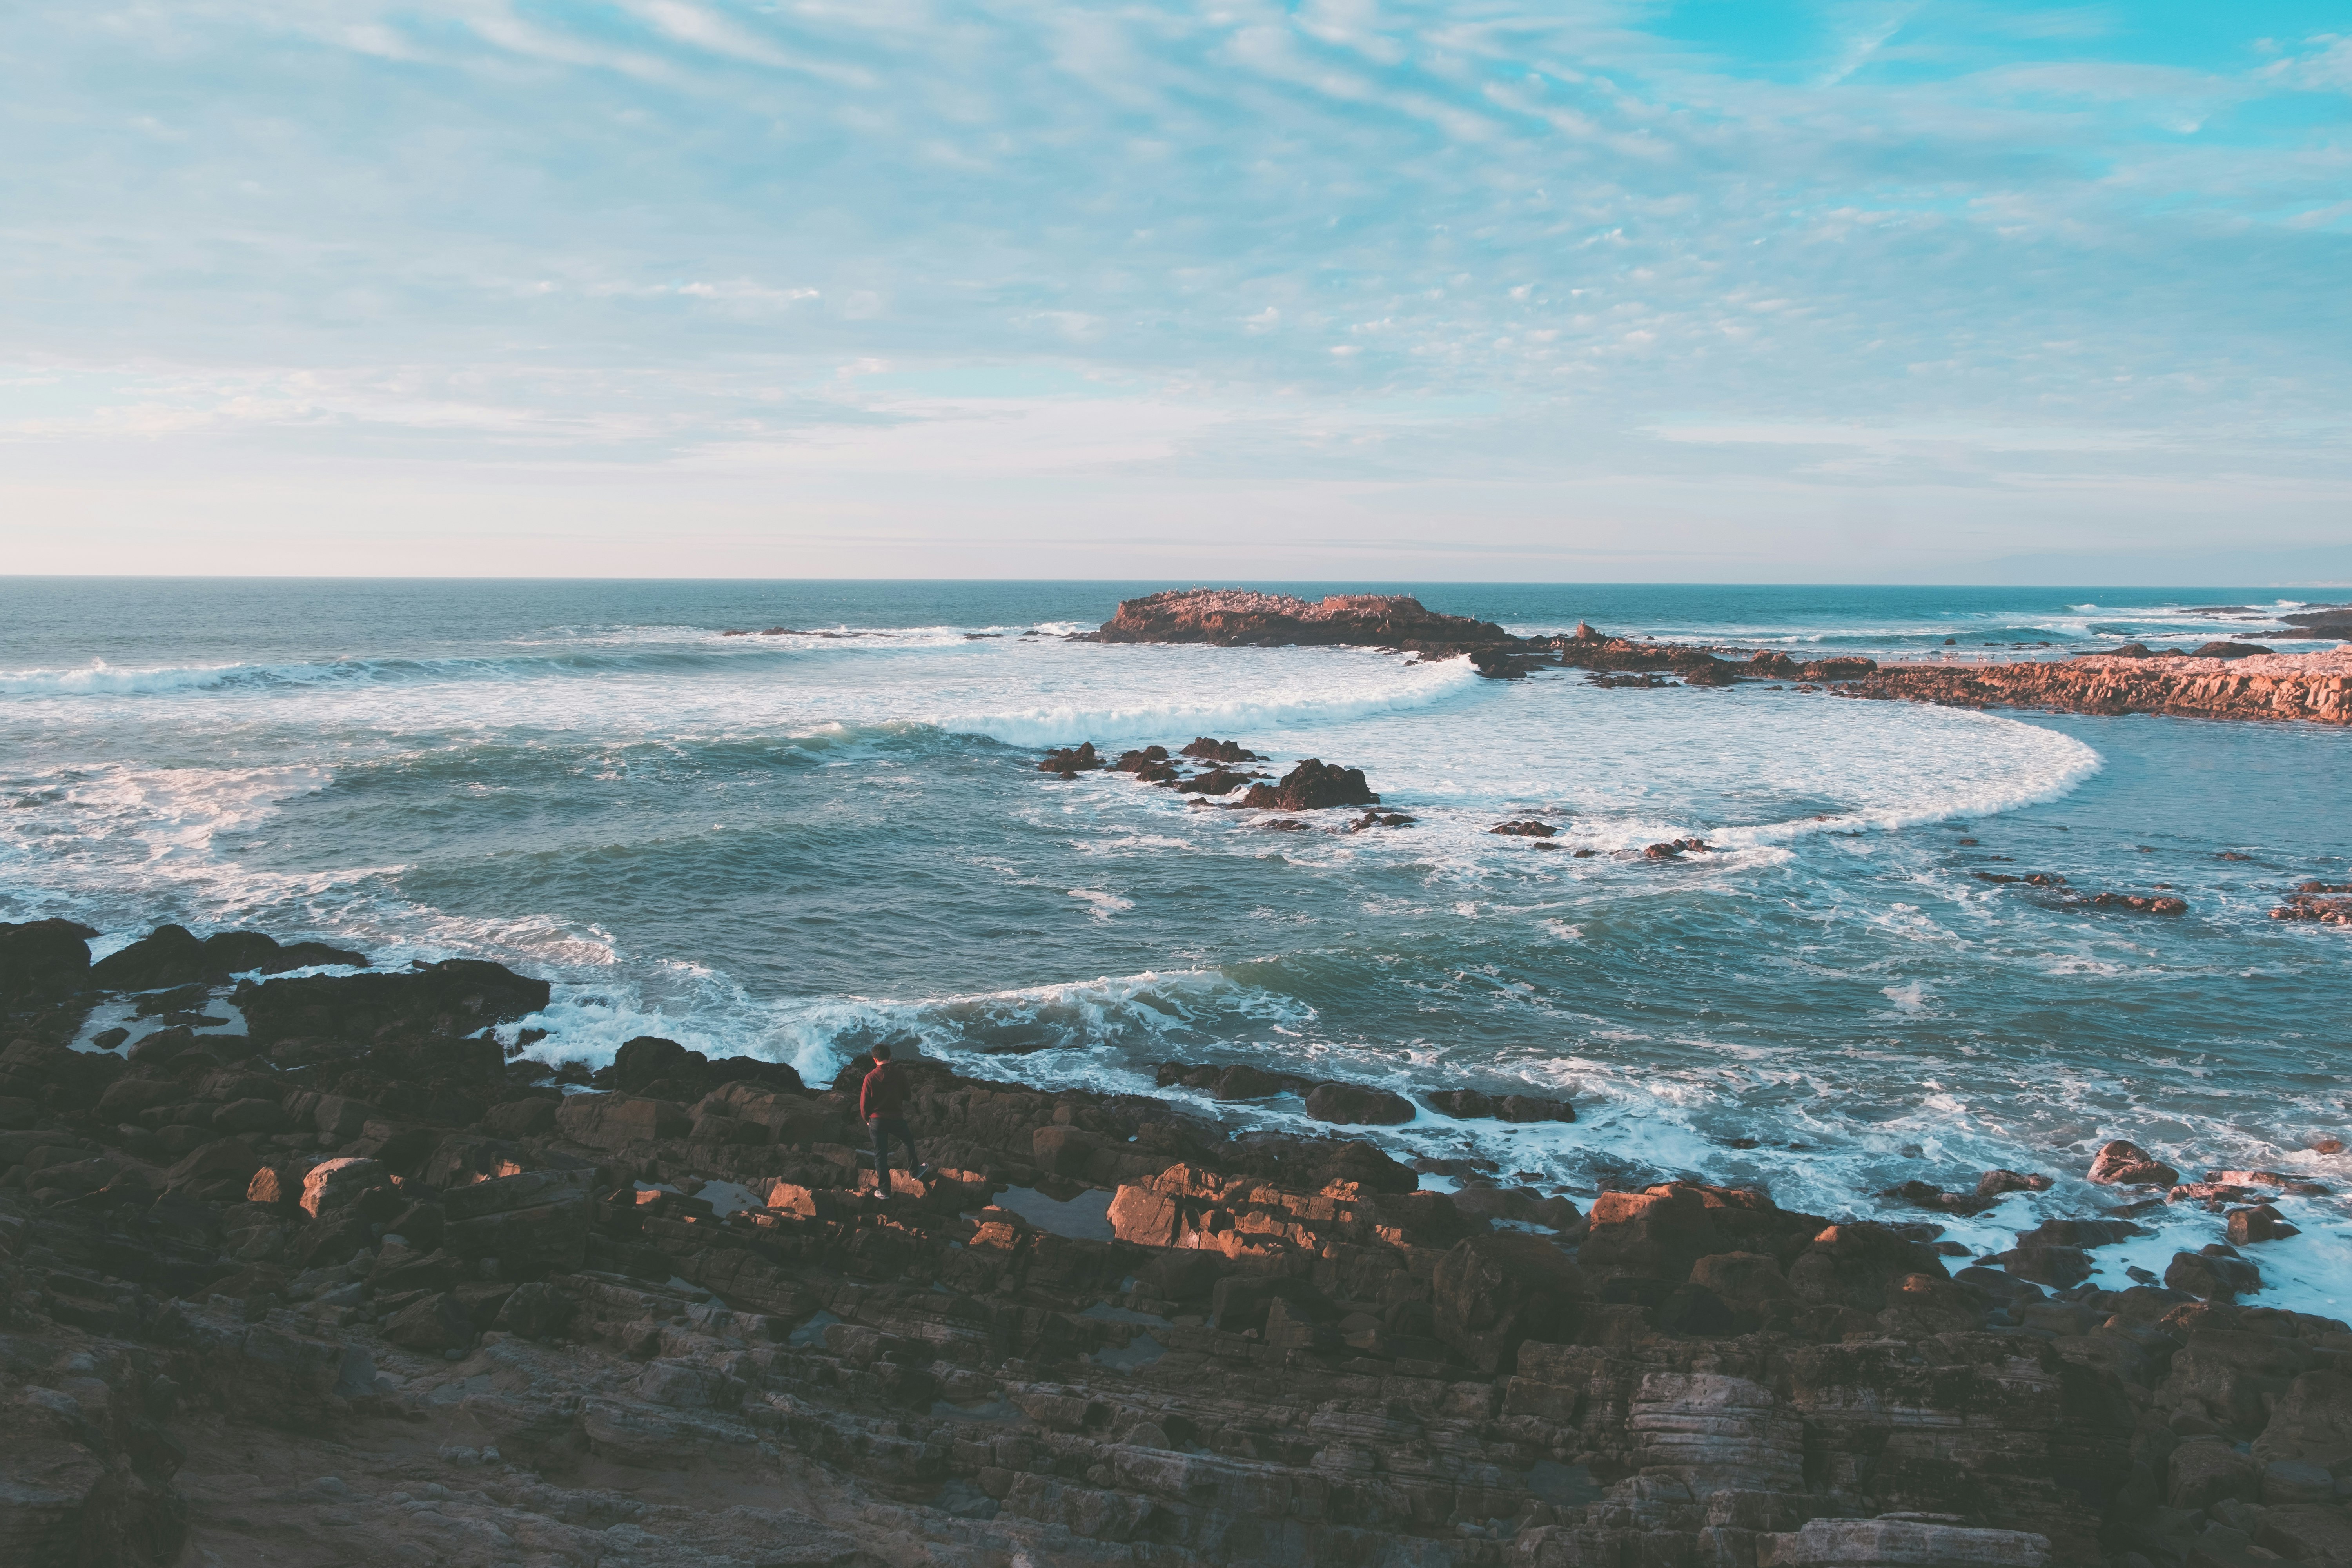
top-left (3, 0), bottom-right (2349, 575)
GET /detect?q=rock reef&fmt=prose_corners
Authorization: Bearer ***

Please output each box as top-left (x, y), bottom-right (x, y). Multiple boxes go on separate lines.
top-left (3, 921), bottom-right (2350, 1568)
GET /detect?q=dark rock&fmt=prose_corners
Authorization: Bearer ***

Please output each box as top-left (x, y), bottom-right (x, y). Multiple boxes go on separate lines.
top-left (1038, 742), bottom-right (1101, 773)
top-left (2190, 641), bottom-right (2273, 659)
top-left (383, 1291), bottom-right (476, 1353)
top-left (237, 960), bottom-right (549, 1044)
top-left (1209, 1065), bottom-right (1290, 1101)
top-left (1240, 759), bottom-right (1377, 811)
top-left (1347, 811), bottom-right (1414, 830)
top-left (1301, 1082), bottom-right (1414, 1125)
top-left (483, 1097), bottom-right (559, 1138)
top-left (493, 1280), bottom-right (575, 1338)
top-left (2225, 1205), bottom-right (2299, 1245)
top-left (1882, 1180), bottom-right (1992, 1216)
top-left (1173, 768), bottom-right (1251, 796)
top-left (2085, 892), bottom-right (2189, 914)
top-left (1976, 1168), bottom-right (2054, 1198)
top-left (163, 1138), bottom-right (263, 1203)
top-left (0, 917), bottom-right (98, 1004)
top-left (1495, 1094), bottom-right (1574, 1124)
top-left (1432, 1233), bottom-right (1583, 1372)
top-left (90, 924), bottom-right (210, 991)
top-left (1424, 1089), bottom-right (1497, 1119)
top-left (2089, 1140), bottom-right (2180, 1187)
top-left (1178, 737), bottom-right (1260, 762)
top-left (1210, 1275), bottom-right (1336, 1336)
top-left (1489, 821), bottom-right (1557, 838)
top-left (1987, 1244), bottom-right (2093, 1289)
top-left (2164, 1250), bottom-right (2263, 1299)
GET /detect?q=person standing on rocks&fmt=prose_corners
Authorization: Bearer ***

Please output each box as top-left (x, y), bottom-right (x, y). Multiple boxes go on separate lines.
top-left (860, 1042), bottom-right (928, 1196)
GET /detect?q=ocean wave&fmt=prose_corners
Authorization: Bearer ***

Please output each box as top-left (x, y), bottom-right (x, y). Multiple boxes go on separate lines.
top-left (942, 652), bottom-right (1486, 748)
top-left (506, 964), bottom-right (1319, 1090)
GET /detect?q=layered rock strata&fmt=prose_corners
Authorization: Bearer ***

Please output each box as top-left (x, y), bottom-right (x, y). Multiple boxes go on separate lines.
top-left (2, 924), bottom-right (2349, 1568)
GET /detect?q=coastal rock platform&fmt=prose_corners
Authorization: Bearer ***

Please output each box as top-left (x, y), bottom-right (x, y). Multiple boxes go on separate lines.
top-left (4, 921), bottom-right (2350, 1568)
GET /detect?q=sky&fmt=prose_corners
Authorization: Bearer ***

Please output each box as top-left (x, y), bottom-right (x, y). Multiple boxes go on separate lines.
top-left (4, 1), bottom-right (2350, 582)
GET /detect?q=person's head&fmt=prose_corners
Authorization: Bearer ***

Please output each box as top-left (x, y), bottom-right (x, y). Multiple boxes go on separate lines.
top-left (871, 1042), bottom-right (891, 1063)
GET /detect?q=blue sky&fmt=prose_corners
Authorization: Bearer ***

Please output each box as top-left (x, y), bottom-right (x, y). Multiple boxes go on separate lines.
top-left (4, 1), bottom-right (2350, 580)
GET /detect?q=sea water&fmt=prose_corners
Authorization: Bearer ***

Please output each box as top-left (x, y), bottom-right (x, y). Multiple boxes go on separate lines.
top-left (3, 579), bottom-right (2347, 1312)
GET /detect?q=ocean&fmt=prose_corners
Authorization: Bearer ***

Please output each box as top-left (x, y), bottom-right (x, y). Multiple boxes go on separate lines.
top-left (3, 578), bottom-right (2347, 1313)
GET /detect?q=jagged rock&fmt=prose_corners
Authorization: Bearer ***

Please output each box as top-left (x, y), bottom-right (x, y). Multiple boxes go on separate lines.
top-left (1976, 1168), bottom-right (2053, 1198)
top-left (1432, 1232), bottom-right (1582, 1371)
top-left (2225, 1205), bottom-right (2299, 1244)
top-left (2163, 1249), bottom-right (2263, 1299)
top-left (1490, 820), bottom-right (1557, 837)
top-left (2087, 1139), bottom-right (2180, 1187)
top-left (299, 1156), bottom-right (386, 1219)
top-left (1240, 759), bottom-right (1378, 811)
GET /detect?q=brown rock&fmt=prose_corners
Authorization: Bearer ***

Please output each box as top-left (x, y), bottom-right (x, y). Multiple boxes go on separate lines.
top-left (1975, 1168), bottom-right (2054, 1198)
top-left (2225, 1205), bottom-right (2299, 1245)
top-left (1431, 1232), bottom-right (1583, 1372)
top-left (2087, 1139), bottom-right (2180, 1187)
top-left (299, 1156), bottom-right (385, 1218)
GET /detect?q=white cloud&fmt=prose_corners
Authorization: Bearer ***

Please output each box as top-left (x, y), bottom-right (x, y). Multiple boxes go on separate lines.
top-left (2, 0), bottom-right (2349, 573)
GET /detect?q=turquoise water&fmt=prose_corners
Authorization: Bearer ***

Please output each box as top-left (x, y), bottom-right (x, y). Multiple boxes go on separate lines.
top-left (3, 579), bottom-right (2347, 1310)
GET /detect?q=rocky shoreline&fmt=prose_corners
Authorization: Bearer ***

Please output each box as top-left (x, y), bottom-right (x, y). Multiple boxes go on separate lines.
top-left (4, 918), bottom-right (2350, 1567)
top-left (1082, 590), bottom-right (2352, 725)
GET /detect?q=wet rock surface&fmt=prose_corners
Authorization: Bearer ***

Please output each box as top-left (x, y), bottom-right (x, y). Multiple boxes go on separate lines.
top-left (3, 924), bottom-right (2348, 1567)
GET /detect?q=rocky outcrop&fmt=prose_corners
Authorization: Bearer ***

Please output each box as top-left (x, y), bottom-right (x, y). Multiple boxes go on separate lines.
top-left (234, 958), bottom-right (548, 1044)
top-left (1239, 759), bottom-right (1377, 811)
top-left (0, 919), bottom-right (98, 1007)
top-left (4, 925), bottom-right (2348, 1568)
top-left (1844, 648), bottom-right (2352, 725)
top-left (1087, 590), bottom-right (1514, 650)
top-left (91, 924), bottom-right (367, 991)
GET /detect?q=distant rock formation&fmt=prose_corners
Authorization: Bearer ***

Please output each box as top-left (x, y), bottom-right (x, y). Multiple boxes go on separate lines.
top-left (1085, 590), bottom-right (1512, 650)
top-left (1842, 648), bottom-right (2352, 726)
